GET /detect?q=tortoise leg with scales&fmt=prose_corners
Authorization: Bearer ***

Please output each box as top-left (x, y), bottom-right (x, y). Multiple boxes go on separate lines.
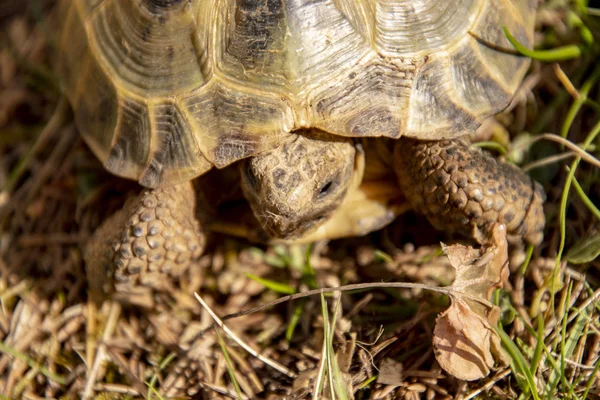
top-left (59, 0), bottom-right (545, 296)
top-left (237, 135), bottom-right (545, 247)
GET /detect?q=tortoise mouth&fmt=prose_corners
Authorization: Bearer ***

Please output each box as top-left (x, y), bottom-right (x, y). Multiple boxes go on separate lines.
top-left (239, 168), bottom-right (334, 239)
top-left (262, 213), bottom-right (329, 240)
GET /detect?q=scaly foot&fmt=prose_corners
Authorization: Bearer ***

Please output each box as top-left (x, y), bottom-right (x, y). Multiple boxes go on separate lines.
top-left (394, 138), bottom-right (545, 246)
top-left (86, 182), bottom-right (205, 301)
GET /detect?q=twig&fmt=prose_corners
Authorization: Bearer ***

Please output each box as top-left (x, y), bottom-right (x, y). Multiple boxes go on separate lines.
top-left (82, 301), bottom-right (121, 399)
top-left (93, 383), bottom-right (140, 396)
top-left (194, 292), bottom-right (297, 379)
top-left (463, 368), bottom-right (511, 399)
top-left (195, 282), bottom-right (495, 338)
top-left (201, 382), bottom-right (250, 400)
top-left (553, 64), bottom-right (580, 99)
top-left (523, 152), bottom-right (575, 172)
top-left (525, 133), bottom-right (600, 168)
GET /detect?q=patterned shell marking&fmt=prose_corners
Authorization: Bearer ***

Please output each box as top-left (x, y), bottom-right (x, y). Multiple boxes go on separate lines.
top-left (58, 0), bottom-right (536, 187)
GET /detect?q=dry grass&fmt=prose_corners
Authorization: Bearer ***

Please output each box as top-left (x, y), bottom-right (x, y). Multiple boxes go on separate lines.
top-left (0, 1), bottom-right (599, 399)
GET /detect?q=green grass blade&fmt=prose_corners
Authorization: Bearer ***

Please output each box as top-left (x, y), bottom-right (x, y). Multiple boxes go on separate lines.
top-left (472, 141), bottom-right (508, 155)
top-left (554, 120), bottom-right (600, 311)
top-left (529, 314), bottom-right (545, 376)
top-left (561, 64), bottom-right (600, 139)
top-left (496, 325), bottom-right (541, 400)
top-left (0, 341), bottom-right (68, 386)
top-left (328, 297), bottom-right (349, 400)
top-left (504, 26), bottom-right (582, 61)
top-left (147, 352), bottom-right (176, 400)
top-left (215, 329), bottom-right (244, 400)
top-left (582, 352), bottom-right (600, 399)
top-left (518, 244), bottom-right (535, 276)
top-left (560, 283), bottom-right (574, 393)
top-left (373, 249), bottom-right (393, 263)
top-left (246, 273), bottom-right (296, 294)
top-left (303, 245), bottom-right (318, 289)
top-left (567, 11), bottom-right (594, 45)
top-left (358, 375), bottom-right (377, 389)
top-left (570, 173), bottom-right (600, 220)
top-left (314, 294), bottom-right (330, 398)
top-left (285, 299), bottom-right (305, 341)
top-left (545, 297), bottom-right (588, 395)
top-left (145, 383), bottom-right (167, 400)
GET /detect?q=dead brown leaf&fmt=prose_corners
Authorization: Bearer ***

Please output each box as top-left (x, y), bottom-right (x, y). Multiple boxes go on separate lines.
top-left (433, 225), bottom-right (510, 381)
top-left (433, 296), bottom-right (507, 381)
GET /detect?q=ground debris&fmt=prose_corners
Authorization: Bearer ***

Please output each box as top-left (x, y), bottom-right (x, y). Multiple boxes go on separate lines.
top-left (1, 1), bottom-right (599, 399)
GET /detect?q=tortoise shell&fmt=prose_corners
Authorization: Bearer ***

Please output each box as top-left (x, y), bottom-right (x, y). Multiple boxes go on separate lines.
top-left (58, 0), bottom-right (535, 188)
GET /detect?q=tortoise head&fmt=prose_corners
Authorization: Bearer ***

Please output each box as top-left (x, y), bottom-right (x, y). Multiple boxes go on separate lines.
top-left (240, 130), bottom-right (356, 239)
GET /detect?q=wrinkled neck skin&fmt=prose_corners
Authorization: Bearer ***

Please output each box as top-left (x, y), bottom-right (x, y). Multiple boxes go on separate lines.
top-left (239, 129), bottom-right (358, 239)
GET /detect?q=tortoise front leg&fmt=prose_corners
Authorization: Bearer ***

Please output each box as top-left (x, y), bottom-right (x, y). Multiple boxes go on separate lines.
top-left (393, 138), bottom-right (545, 246)
top-left (85, 182), bottom-right (205, 302)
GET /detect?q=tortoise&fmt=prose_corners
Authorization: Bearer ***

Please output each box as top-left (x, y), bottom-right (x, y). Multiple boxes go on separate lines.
top-left (57, 0), bottom-right (545, 291)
